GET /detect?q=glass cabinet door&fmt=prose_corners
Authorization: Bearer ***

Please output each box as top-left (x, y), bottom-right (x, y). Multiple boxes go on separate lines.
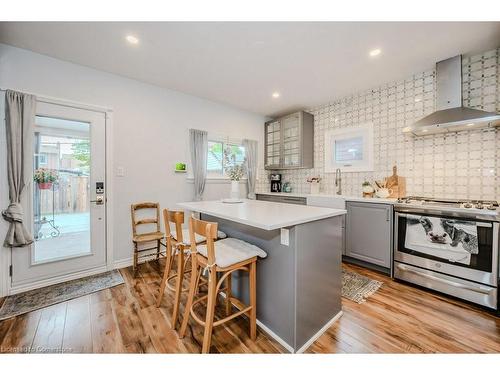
top-left (265, 120), bottom-right (281, 168)
top-left (282, 113), bottom-right (301, 167)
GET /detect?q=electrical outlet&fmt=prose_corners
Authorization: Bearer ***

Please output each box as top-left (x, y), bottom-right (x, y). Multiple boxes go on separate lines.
top-left (280, 228), bottom-right (289, 246)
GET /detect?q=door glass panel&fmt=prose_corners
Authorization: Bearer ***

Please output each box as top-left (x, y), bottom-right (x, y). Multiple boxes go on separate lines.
top-left (33, 116), bottom-right (91, 263)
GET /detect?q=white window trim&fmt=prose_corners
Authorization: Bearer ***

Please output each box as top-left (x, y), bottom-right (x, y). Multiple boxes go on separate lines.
top-left (324, 123), bottom-right (374, 173)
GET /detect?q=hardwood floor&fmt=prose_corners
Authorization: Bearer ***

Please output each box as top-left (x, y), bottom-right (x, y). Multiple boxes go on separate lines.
top-left (0, 261), bottom-right (499, 354)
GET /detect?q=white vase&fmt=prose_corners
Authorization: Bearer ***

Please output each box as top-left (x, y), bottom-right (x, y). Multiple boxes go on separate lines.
top-left (230, 180), bottom-right (240, 199)
top-left (310, 181), bottom-right (320, 195)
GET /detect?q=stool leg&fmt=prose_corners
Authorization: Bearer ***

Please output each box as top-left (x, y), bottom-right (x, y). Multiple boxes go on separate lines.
top-left (156, 246), bottom-right (174, 308)
top-left (202, 268), bottom-right (217, 353)
top-left (249, 260), bottom-right (257, 341)
top-left (179, 256), bottom-right (199, 339)
top-left (225, 272), bottom-right (232, 316)
top-left (171, 249), bottom-right (185, 329)
top-left (156, 239), bottom-right (160, 260)
top-left (133, 242), bottom-right (138, 277)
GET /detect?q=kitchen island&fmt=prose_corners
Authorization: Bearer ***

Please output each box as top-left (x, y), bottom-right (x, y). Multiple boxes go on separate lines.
top-left (177, 199), bottom-right (346, 353)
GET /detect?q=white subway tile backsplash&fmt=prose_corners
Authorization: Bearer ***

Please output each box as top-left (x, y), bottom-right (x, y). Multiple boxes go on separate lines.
top-left (257, 48), bottom-right (500, 200)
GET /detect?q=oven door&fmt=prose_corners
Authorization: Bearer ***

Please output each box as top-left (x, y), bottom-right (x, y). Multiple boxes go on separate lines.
top-left (394, 212), bottom-right (498, 286)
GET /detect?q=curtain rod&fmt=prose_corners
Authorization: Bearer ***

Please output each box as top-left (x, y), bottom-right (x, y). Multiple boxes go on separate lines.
top-left (0, 87), bottom-right (113, 114)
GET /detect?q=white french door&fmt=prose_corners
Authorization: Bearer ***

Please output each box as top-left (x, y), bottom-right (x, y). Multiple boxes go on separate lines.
top-left (11, 101), bottom-right (107, 290)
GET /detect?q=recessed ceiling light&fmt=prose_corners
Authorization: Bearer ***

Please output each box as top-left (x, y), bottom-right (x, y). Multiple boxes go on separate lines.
top-left (126, 35), bottom-right (139, 45)
top-left (272, 92), bottom-right (280, 98)
top-left (369, 48), bottom-right (382, 57)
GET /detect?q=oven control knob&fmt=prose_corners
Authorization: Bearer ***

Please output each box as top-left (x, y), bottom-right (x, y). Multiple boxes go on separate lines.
top-left (475, 203), bottom-right (484, 209)
top-left (486, 204), bottom-right (496, 211)
top-left (463, 202), bottom-right (473, 208)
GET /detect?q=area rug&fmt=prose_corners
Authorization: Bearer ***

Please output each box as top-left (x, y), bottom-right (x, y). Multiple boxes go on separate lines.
top-left (0, 270), bottom-right (124, 320)
top-left (342, 269), bottom-right (383, 304)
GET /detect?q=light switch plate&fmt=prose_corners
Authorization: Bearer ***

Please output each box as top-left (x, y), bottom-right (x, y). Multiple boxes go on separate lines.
top-left (280, 228), bottom-right (289, 246)
top-left (117, 166), bottom-right (125, 177)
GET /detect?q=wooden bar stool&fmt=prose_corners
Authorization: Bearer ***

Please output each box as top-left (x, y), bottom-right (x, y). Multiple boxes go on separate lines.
top-left (130, 202), bottom-right (164, 275)
top-left (156, 209), bottom-right (227, 329)
top-left (178, 216), bottom-right (267, 353)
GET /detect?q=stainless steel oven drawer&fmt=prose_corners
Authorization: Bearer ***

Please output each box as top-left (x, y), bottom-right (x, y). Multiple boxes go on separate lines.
top-left (394, 262), bottom-right (497, 309)
top-left (394, 250), bottom-right (497, 286)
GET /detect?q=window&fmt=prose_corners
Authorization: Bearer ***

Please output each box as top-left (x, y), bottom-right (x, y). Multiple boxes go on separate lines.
top-left (324, 124), bottom-right (373, 172)
top-left (207, 140), bottom-right (246, 177)
top-left (37, 153), bottom-right (48, 166)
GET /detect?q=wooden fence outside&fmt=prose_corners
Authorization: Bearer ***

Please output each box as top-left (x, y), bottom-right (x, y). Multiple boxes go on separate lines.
top-left (39, 173), bottom-right (89, 215)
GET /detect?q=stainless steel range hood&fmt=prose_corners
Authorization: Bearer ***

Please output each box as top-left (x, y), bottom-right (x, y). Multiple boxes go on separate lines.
top-left (403, 55), bottom-right (500, 136)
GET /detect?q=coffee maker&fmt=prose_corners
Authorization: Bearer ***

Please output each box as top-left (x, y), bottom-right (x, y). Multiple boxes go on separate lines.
top-left (270, 173), bottom-right (282, 193)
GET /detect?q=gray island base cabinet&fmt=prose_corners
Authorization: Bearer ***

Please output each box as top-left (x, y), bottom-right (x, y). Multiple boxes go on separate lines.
top-left (177, 199), bottom-right (345, 353)
top-left (345, 201), bottom-right (393, 274)
top-left (203, 214), bottom-right (343, 353)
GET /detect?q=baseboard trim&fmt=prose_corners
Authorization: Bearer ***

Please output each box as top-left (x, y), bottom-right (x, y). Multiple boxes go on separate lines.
top-left (113, 257), bottom-right (133, 269)
top-left (9, 265), bottom-right (109, 295)
top-left (255, 319), bottom-right (295, 353)
top-left (295, 310), bottom-right (343, 354)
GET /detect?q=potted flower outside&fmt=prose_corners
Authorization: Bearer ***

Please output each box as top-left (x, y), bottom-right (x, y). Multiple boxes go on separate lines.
top-left (34, 168), bottom-right (58, 190)
top-left (223, 147), bottom-right (246, 200)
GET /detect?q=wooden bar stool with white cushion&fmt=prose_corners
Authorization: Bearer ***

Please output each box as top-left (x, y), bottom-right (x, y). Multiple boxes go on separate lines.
top-left (178, 216), bottom-right (267, 353)
top-left (130, 202), bottom-right (164, 276)
top-left (156, 209), bottom-right (227, 329)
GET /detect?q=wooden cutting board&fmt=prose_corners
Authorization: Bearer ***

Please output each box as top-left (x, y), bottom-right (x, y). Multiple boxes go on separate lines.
top-left (386, 165), bottom-right (406, 198)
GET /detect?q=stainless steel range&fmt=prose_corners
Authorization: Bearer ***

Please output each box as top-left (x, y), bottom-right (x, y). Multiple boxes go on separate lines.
top-left (393, 197), bottom-right (499, 310)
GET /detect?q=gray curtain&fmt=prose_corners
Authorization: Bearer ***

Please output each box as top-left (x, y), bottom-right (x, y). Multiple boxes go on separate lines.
top-left (189, 129), bottom-right (208, 201)
top-left (243, 139), bottom-right (258, 199)
top-left (2, 90), bottom-right (36, 247)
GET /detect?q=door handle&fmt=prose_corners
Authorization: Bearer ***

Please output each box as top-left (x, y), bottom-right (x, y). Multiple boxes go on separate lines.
top-left (90, 196), bottom-right (104, 205)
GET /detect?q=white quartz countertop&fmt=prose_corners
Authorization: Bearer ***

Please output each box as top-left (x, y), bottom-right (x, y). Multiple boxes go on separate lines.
top-left (177, 199), bottom-right (346, 231)
top-left (255, 191), bottom-right (398, 204)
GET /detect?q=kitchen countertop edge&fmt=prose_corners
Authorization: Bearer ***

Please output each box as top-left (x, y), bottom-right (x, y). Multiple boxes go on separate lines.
top-left (255, 191), bottom-right (398, 204)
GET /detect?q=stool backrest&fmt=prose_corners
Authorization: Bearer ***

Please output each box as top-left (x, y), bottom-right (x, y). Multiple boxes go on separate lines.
top-left (189, 216), bottom-right (218, 264)
top-left (163, 209), bottom-right (185, 242)
top-left (131, 202), bottom-right (160, 236)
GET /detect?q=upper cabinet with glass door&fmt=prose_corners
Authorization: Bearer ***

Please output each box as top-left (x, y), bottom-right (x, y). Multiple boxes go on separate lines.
top-left (265, 120), bottom-right (281, 169)
top-left (264, 111), bottom-right (314, 170)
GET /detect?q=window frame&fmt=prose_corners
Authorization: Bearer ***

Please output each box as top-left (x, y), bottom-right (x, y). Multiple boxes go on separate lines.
top-left (324, 123), bottom-right (374, 173)
top-left (206, 139), bottom-right (246, 178)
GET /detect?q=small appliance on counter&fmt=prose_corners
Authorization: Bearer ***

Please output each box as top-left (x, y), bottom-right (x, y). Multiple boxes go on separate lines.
top-left (270, 173), bottom-right (282, 193)
top-left (282, 182), bottom-right (292, 193)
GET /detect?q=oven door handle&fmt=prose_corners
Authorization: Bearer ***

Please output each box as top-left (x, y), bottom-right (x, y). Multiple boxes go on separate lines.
top-left (396, 264), bottom-right (493, 295)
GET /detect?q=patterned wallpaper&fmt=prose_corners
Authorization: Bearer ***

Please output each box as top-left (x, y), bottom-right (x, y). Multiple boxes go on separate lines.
top-left (257, 48), bottom-right (500, 200)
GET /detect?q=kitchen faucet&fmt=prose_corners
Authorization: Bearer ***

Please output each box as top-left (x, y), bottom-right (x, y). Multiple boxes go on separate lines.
top-left (335, 168), bottom-right (342, 195)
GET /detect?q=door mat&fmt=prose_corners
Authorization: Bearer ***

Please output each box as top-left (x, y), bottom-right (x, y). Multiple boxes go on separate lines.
top-left (0, 270), bottom-right (124, 320)
top-left (342, 269), bottom-right (383, 304)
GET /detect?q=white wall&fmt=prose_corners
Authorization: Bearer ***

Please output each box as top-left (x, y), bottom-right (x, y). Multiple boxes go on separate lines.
top-left (0, 43), bottom-right (266, 273)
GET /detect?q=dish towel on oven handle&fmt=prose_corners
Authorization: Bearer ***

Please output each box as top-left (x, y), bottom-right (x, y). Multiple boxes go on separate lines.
top-left (404, 214), bottom-right (478, 266)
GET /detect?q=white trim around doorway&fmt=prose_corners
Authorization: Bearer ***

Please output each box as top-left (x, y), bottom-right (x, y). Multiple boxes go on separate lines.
top-left (0, 94), bottom-right (114, 297)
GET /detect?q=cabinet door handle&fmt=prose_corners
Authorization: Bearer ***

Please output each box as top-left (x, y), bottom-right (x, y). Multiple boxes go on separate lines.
top-left (386, 208), bottom-right (390, 221)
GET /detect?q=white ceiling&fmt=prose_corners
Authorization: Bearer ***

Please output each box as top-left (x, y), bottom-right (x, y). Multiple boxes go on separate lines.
top-left (1, 22), bottom-right (499, 116)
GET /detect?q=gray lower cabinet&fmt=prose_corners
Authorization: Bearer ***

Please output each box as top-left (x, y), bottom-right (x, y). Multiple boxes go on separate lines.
top-left (256, 194), bottom-right (306, 205)
top-left (345, 201), bottom-right (392, 269)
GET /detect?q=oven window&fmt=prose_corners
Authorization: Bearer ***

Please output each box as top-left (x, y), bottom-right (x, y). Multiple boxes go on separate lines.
top-left (397, 214), bottom-right (493, 273)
